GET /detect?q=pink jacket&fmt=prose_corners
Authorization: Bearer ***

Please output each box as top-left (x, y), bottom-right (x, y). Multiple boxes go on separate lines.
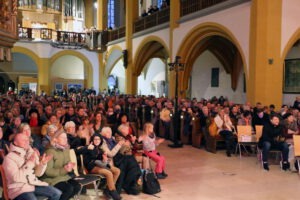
top-left (3, 144), bottom-right (48, 199)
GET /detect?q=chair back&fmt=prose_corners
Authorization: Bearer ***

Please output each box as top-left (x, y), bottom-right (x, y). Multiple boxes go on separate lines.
top-left (80, 154), bottom-right (88, 175)
top-left (255, 125), bottom-right (263, 142)
top-left (69, 149), bottom-right (79, 176)
top-left (237, 125), bottom-right (252, 142)
top-left (293, 135), bottom-right (300, 157)
top-left (0, 165), bottom-right (10, 200)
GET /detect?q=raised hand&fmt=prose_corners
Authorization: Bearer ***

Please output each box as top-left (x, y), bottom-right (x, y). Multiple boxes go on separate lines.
top-left (40, 154), bottom-right (53, 165)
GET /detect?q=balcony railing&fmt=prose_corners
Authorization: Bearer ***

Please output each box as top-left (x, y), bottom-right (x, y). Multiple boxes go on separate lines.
top-left (180, 0), bottom-right (229, 17)
top-left (134, 7), bottom-right (170, 33)
top-left (108, 26), bottom-right (126, 42)
top-left (18, 27), bottom-right (86, 44)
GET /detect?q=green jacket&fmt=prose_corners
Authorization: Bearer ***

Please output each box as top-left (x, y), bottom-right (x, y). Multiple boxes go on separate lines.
top-left (41, 147), bottom-right (71, 186)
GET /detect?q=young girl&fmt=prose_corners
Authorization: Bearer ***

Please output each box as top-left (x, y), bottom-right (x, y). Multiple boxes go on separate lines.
top-left (139, 123), bottom-right (167, 179)
top-left (81, 133), bottom-right (121, 200)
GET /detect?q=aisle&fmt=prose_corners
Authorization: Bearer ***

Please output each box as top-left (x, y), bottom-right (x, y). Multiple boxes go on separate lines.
top-left (83, 141), bottom-right (300, 200)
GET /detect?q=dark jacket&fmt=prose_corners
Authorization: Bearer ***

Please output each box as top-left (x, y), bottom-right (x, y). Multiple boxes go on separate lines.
top-left (252, 113), bottom-right (269, 129)
top-left (77, 145), bottom-right (108, 172)
top-left (259, 121), bottom-right (284, 146)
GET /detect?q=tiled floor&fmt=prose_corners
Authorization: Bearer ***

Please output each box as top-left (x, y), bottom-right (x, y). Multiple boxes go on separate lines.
top-left (80, 141), bottom-right (300, 200)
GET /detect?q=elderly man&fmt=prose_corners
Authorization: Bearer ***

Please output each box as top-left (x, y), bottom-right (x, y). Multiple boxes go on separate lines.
top-left (3, 133), bottom-right (61, 200)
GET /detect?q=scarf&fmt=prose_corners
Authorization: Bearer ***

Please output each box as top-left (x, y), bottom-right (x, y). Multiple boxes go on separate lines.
top-left (54, 143), bottom-right (69, 150)
top-left (29, 118), bottom-right (38, 127)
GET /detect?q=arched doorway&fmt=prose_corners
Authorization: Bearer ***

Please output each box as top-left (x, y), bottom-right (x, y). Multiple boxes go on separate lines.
top-left (0, 52), bottom-right (38, 94)
top-left (105, 46), bottom-right (125, 94)
top-left (134, 38), bottom-right (169, 96)
top-left (50, 51), bottom-right (93, 94)
top-left (282, 38), bottom-right (300, 106)
top-left (138, 58), bottom-right (167, 97)
top-left (176, 23), bottom-right (247, 103)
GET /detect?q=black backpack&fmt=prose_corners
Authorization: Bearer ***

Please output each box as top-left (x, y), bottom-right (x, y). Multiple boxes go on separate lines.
top-left (142, 170), bottom-right (161, 195)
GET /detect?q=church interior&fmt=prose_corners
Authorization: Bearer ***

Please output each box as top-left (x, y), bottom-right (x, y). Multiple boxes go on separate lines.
top-left (0, 0), bottom-right (300, 199)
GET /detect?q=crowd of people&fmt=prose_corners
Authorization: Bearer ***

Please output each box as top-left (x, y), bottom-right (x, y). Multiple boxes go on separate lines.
top-left (141, 0), bottom-right (170, 18)
top-left (0, 91), bottom-right (299, 199)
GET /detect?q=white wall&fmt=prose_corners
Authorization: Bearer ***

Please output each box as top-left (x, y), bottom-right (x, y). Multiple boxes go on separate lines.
top-left (283, 44), bottom-right (300, 106)
top-left (281, 0), bottom-right (300, 55)
top-left (14, 42), bottom-right (99, 92)
top-left (110, 59), bottom-right (125, 93)
top-left (51, 55), bottom-right (84, 79)
top-left (191, 50), bottom-right (245, 103)
top-left (138, 58), bottom-right (166, 97)
top-left (173, 2), bottom-right (250, 75)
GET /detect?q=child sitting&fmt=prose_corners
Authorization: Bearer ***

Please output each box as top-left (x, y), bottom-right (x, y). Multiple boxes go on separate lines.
top-left (139, 123), bottom-right (167, 179)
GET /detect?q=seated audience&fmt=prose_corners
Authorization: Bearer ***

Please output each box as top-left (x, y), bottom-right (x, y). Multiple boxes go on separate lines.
top-left (41, 131), bottom-right (81, 200)
top-left (3, 133), bottom-right (61, 200)
top-left (79, 133), bottom-right (121, 200)
top-left (252, 108), bottom-right (269, 129)
top-left (139, 123), bottom-right (167, 179)
top-left (42, 124), bottom-right (58, 148)
top-left (113, 124), bottom-right (141, 195)
top-left (64, 121), bottom-right (82, 149)
top-left (0, 127), bottom-right (9, 163)
top-left (283, 113), bottom-right (299, 171)
top-left (41, 114), bottom-right (63, 136)
top-left (259, 114), bottom-right (290, 171)
top-left (214, 109), bottom-right (236, 157)
top-left (77, 117), bottom-right (94, 145)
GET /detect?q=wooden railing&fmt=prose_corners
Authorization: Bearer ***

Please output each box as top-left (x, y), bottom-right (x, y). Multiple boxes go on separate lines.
top-left (180, 0), bottom-right (229, 17)
top-left (133, 7), bottom-right (170, 33)
top-left (108, 26), bottom-right (126, 42)
top-left (18, 27), bottom-right (85, 44)
top-left (56, 31), bottom-right (86, 44)
top-left (19, 27), bottom-right (54, 40)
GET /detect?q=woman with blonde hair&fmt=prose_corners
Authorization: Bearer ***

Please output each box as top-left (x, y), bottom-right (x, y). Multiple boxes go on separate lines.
top-left (139, 122), bottom-right (167, 179)
top-left (41, 130), bottom-right (81, 200)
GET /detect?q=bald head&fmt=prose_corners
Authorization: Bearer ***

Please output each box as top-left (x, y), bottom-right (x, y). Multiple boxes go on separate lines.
top-left (14, 134), bottom-right (30, 150)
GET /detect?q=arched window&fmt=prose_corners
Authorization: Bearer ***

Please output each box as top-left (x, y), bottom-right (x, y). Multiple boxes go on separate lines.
top-left (108, 0), bottom-right (115, 29)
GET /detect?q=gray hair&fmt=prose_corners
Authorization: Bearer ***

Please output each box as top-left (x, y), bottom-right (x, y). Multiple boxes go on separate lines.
top-left (64, 121), bottom-right (76, 130)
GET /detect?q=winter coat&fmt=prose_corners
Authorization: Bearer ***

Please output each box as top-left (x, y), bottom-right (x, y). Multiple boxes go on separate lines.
top-left (3, 144), bottom-right (48, 199)
top-left (41, 147), bottom-right (71, 186)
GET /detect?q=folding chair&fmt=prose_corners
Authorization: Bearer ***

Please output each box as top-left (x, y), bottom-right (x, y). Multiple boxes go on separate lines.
top-left (255, 125), bottom-right (282, 168)
top-left (293, 135), bottom-right (300, 176)
top-left (235, 126), bottom-right (254, 158)
top-left (255, 125), bottom-right (263, 163)
top-left (69, 149), bottom-right (101, 199)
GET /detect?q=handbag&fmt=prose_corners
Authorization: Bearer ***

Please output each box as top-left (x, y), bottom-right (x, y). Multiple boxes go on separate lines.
top-left (142, 169), bottom-right (161, 195)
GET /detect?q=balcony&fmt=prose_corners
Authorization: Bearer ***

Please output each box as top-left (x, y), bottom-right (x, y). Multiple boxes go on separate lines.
top-left (18, 27), bottom-right (86, 44)
top-left (133, 7), bottom-right (170, 34)
top-left (107, 26), bottom-right (126, 42)
top-left (180, 0), bottom-right (229, 17)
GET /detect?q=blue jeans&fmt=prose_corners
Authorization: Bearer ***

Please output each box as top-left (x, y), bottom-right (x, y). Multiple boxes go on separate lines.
top-left (262, 141), bottom-right (289, 162)
top-left (14, 186), bottom-right (62, 200)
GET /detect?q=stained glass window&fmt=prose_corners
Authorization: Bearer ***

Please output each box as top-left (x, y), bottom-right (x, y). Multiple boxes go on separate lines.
top-left (108, 0), bottom-right (115, 29)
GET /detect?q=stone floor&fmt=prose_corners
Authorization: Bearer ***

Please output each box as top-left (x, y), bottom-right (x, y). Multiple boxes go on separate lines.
top-left (81, 141), bottom-right (300, 200)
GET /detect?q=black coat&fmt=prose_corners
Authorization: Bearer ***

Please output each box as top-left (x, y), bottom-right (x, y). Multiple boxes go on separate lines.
top-left (259, 121), bottom-right (284, 146)
top-left (77, 145), bottom-right (105, 172)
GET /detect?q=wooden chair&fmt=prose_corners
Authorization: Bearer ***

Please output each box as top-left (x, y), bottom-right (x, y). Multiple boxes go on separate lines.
top-left (235, 126), bottom-right (255, 158)
top-left (191, 115), bottom-right (202, 148)
top-left (0, 165), bottom-right (9, 200)
top-left (293, 135), bottom-right (300, 176)
top-left (206, 118), bottom-right (225, 153)
top-left (69, 149), bottom-right (101, 199)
